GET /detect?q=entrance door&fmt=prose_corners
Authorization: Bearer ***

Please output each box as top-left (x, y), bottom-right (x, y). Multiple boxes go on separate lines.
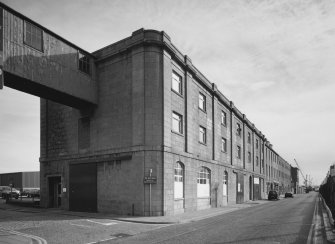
top-left (249, 176), bottom-right (253, 200)
top-left (69, 163), bottom-right (97, 212)
top-left (236, 173), bottom-right (244, 204)
top-left (253, 177), bottom-right (260, 200)
top-left (48, 176), bottom-right (61, 208)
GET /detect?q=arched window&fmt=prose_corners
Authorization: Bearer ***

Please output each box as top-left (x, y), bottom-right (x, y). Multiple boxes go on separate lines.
top-left (197, 167), bottom-right (211, 197)
top-left (174, 161), bottom-right (184, 199)
top-left (223, 171), bottom-right (228, 196)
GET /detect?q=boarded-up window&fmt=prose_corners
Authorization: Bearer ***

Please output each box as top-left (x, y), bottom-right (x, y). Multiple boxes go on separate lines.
top-left (78, 51), bottom-right (90, 75)
top-left (24, 21), bottom-right (43, 52)
top-left (78, 117), bottom-right (90, 149)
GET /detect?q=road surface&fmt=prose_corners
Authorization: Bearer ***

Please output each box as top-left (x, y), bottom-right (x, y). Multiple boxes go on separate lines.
top-left (113, 192), bottom-right (327, 243)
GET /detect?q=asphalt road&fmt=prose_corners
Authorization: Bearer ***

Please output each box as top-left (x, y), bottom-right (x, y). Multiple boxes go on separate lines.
top-left (113, 192), bottom-right (326, 244)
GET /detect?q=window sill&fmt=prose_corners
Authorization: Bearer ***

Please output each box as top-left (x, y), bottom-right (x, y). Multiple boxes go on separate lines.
top-left (78, 69), bottom-right (92, 78)
top-left (171, 89), bottom-right (184, 98)
top-left (23, 43), bottom-right (44, 53)
top-left (221, 150), bottom-right (227, 154)
top-left (171, 130), bottom-right (184, 137)
top-left (199, 108), bottom-right (207, 113)
top-left (199, 141), bottom-right (207, 146)
top-left (174, 198), bottom-right (184, 201)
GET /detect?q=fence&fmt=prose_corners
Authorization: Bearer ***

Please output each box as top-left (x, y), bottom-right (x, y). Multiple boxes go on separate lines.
top-left (320, 175), bottom-right (335, 217)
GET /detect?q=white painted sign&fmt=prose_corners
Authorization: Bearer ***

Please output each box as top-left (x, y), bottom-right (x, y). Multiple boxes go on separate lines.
top-left (63, 188), bottom-right (67, 193)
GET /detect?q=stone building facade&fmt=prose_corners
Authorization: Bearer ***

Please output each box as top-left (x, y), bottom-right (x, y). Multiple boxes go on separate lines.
top-left (0, 2), bottom-right (292, 216)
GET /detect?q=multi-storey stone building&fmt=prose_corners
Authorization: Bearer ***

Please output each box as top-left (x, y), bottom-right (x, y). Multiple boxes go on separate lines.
top-left (0, 3), bottom-right (292, 216)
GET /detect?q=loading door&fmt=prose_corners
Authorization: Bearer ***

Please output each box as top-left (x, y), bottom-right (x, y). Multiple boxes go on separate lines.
top-left (69, 163), bottom-right (97, 212)
top-left (236, 173), bottom-right (244, 204)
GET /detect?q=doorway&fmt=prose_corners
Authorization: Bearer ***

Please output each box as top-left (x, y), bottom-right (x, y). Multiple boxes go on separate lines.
top-left (48, 176), bottom-right (61, 208)
top-left (69, 163), bottom-right (97, 212)
top-left (249, 176), bottom-right (253, 200)
top-left (236, 173), bottom-right (244, 204)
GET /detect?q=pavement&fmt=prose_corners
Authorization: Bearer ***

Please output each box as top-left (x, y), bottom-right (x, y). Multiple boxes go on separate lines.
top-left (319, 195), bottom-right (335, 243)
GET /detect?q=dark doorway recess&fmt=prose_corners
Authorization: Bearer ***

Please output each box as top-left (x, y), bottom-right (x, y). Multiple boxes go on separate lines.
top-left (48, 176), bottom-right (61, 208)
top-left (236, 173), bottom-right (244, 204)
top-left (69, 163), bottom-right (97, 212)
top-left (253, 179), bottom-right (261, 200)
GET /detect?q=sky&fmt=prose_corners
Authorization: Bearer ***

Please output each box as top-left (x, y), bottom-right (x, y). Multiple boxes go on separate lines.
top-left (0, 0), bottom-right (334, 185)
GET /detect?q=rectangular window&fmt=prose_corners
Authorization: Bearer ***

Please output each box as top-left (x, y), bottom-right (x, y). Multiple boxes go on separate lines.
top-left (247, 132), bottom-right (251, 143)
top-left (199, 126), bottom-right (206, 144)
top-left (78, 51), bottom-right (90, 75)
top-left (221, 138), bottom-right (227, 152)
top-left (236, 123), bottom-right (241, 136)
top-left (256, 139), bottom-right (259, 149)
top-left (24, 21), bottom-right (43, 52)
top-left (221, 111), bottom-right (226, 126)
top-left (248, 152), bottom-right (251, 163)
top-left (172, 112), bottom-right (183, 134)
top-left (199, 93), bottom-right (206, 111)
top-left (172, 72), bottom-right (182, 95)
top-left (256, 156), bottom-right (259, 166)
top-left (237, 145), bottom-right (241, 159)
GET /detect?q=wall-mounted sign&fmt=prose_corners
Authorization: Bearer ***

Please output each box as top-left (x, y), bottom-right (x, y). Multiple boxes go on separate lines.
top-left (63, 188), bottom-right (67, 193)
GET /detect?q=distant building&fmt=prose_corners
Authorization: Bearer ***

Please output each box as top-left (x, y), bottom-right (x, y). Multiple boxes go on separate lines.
top-left (291, 167), bottom-right (299, 194)
top-left (0, 171), bottom-right (40, 191)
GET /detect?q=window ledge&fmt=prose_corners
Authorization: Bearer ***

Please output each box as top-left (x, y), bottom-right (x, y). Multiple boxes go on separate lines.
top-left (174, 198), bottom-right (184, 201)
top-left (199, 108), bottom-right (207, 113)
top-left (199, 141), bottom-right (207, 146)
top-left (171, 89), bottom-right (184, 98)
top-left (171, 130), bottom-right (184, 137)
top-left (23, 43), bottom-right (44, 53)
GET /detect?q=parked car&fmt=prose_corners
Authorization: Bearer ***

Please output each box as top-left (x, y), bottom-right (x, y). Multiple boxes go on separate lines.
top-left (268, 190), bottom-right (279, 200)
top-left (285, 192), bottom-right (294, 198)
top-left (21, 188), bottom-right (40, 198)
top-left (0, 186), bottom-right (20, 199)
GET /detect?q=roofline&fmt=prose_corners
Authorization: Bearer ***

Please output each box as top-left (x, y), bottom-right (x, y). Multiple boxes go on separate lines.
top-left (0, 1), bottom-right (94, 57)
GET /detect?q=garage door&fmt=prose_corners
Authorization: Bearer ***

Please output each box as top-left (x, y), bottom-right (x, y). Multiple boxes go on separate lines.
top-left (69, 163), bottom-right (97, 212)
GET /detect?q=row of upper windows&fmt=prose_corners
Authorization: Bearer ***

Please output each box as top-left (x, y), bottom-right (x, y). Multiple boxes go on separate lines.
top-left (172, 72), bottom-right (278, 162)
top-left (23, 21), bottom-right (91, 75)
top-left (174, 72), bottom-right (264, 152)
top-left (173, 111), bottom-right (264, 165)
top-left (173, 72), bottom-right (228, 124)
top-left (172, 72), bottom-right (265, 150)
